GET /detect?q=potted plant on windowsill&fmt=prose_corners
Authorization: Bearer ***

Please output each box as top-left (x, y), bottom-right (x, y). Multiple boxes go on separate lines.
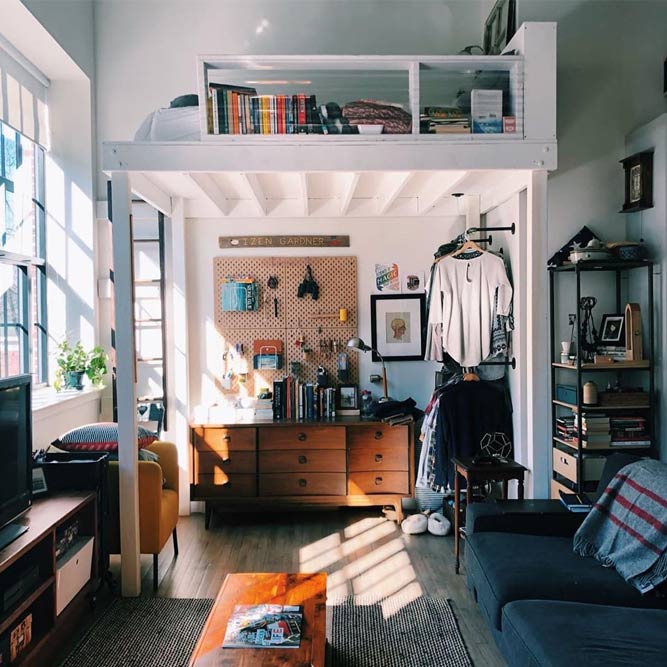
top-left (54, 341), bottom-right (109, 391)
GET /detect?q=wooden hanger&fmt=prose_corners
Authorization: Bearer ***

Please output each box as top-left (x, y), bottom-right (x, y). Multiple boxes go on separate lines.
top-left (448, 238), bottom-right (485, 258)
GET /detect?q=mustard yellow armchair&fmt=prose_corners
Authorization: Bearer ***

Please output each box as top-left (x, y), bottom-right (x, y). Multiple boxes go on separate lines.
top-left (107, 440), bottom-right (179, 590)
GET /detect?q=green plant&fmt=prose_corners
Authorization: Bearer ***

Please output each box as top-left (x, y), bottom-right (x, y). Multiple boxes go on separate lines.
top-left (54, 341), bottom-right (109, 391)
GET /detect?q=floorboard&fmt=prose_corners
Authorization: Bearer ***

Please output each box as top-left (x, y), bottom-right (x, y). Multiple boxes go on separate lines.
top-left (105, 509), bottom-right (505, 667)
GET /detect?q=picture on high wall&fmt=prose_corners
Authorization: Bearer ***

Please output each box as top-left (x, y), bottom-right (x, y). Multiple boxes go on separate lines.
top-left (370, 293), bottom-right (426, 362)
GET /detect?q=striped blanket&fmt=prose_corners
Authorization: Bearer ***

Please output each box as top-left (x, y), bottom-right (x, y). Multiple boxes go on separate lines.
top-left (573, 459), bottom-right (667, 594)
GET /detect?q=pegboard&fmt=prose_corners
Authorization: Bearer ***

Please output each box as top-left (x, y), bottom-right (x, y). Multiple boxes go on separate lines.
top-left (214, 256), bottom-right (358, 398)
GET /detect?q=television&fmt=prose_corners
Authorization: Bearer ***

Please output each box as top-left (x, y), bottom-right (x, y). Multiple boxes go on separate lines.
top-left (0, 375), bottom-right (32, 551)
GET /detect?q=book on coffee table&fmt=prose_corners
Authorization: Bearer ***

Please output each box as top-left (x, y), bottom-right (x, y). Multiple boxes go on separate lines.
top-left (559, 490), bottom-right (593, 513)
top-left (222, 604), bottom-right (303, 649)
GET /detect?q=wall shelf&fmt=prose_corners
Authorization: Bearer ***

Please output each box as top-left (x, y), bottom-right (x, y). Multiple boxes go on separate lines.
top-left (552, 361), bottom-right (650, 370)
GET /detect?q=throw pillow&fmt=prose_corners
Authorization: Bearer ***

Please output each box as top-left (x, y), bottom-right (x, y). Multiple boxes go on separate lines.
top-left (52, 422), bottom-right (158, 452)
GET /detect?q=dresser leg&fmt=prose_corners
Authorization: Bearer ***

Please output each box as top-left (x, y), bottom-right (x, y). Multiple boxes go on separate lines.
top-left (394, 499), bottom-right (404, 523)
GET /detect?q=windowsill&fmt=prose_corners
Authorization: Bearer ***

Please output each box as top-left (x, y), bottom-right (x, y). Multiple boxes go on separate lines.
top-left (32, 385), bottom-right (104, 418)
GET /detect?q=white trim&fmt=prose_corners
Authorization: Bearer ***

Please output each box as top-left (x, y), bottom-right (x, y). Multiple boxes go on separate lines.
top-left (0, 34), bottom-right (50, 87)
top-left (130, 173), bottom-right (172, 217)
top-left (187, 173), bottom-right (228, 216)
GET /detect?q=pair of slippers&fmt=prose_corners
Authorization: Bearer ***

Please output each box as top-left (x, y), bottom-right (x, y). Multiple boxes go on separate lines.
top-left (401, 511), bottom-right (451, 536)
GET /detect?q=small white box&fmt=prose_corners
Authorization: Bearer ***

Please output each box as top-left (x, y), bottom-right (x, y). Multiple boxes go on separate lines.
top-left (471, 89), bottom-right (503, 134)
top-left (56, 537), bottom-right (94, 616)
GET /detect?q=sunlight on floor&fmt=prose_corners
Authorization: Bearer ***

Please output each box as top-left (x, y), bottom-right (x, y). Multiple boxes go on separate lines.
top-left (299, 516), bottom-right (424, 618)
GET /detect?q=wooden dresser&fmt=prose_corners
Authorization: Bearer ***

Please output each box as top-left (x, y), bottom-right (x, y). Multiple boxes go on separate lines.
top-left (190, 419), bottom-right (414, 526)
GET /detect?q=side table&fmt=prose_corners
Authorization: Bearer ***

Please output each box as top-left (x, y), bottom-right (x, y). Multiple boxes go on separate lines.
top-left (453, 456), bottom-right (527, 573)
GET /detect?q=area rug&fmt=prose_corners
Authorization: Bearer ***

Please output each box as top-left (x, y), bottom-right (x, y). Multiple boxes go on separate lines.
top-left (57, 597), bottom-right (214, 667)
top-left (328, 596), bottom-right (473, 667)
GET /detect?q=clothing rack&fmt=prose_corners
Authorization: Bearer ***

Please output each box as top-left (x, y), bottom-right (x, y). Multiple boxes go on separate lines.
top-left (479, 357), bottom-right (516, 369)
top-left (466, 222), bottom-right (516, 236)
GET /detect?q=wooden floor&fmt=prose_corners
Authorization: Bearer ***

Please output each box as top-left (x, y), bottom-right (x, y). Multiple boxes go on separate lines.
top-left (104, 509), bottom-right (505, 666)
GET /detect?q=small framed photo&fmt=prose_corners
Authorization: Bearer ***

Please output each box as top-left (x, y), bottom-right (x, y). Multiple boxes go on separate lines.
top-left (370, 293), bottom-right (426, 362)
top-left (337, 384), bottom-right (359, 410)
top-left (483, 0), bottom-right (517, 55)
top-left (599, 314), bottom-right (625, 346)
top-left (621, 150), bottom-right (653, 212)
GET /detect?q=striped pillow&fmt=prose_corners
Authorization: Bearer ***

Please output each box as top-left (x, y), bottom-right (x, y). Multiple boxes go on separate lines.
top-left (52, 422), bottom-right (158, 452)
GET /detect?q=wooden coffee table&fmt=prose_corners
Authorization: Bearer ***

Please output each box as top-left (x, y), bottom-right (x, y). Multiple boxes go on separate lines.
top-left (189, 572), bottom-right (328, 667)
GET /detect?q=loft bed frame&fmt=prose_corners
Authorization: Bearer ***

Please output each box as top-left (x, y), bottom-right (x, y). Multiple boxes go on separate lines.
top-left (103, 22), bottom-right (556, 595)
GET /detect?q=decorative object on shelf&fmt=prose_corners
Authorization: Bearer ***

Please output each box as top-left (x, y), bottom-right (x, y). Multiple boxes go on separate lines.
top-left (347, 337), bottom-right (388, 401)
top-left (297, 265), bottom-right (320, 300)
top-left (624, 303), bottom-right (643, 361)
top-left (54, 341), bottom-right (109, 391)
top-left (337, 384), bottom-right (359, 410)
top-left (599, 314), bottom-right (625, 347)
top-left (620, 150), bottom-right (653, 212)
top-left (547, 226), bottom-right (600, 268)
top-left (252, 339), bottom-right (284, 370)
top-left (483, 0), bottom-right (517, 55)
top-left (578, 296), bottom-right (599, 363)
top-left (569, 238), bottom-right (611, 264)
top-left (608, 241), bottom-right (648, 261)
top-left (560, 341), bottom-right (571, 364)
top-left (370, 293), bottom-right (426, 362)
top-left (583, 381), bottom-right (599, 406)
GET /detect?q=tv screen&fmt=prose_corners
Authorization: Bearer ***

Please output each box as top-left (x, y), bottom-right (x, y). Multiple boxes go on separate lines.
top-left (0, 375), bottom-right (32, 533)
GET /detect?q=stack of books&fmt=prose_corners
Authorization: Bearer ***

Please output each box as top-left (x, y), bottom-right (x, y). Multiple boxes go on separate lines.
top-left (597, 346), bottom-right (627, 361)
top-left (555, 415), bottom-right (576, 443)
top-left (272, 378), bottom-right (337, 421)
top-left (420, 107), bottom-right (470, 134)
top-left (609, 416), bottom-right (651, 447)
top-left (207, 85), bottom-right (323, 135)
top-left (576, 413), bottom-right (611, 448)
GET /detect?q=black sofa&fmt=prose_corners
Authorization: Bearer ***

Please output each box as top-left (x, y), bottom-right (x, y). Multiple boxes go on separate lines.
top-left (464, 454), bottom-right (667, 666)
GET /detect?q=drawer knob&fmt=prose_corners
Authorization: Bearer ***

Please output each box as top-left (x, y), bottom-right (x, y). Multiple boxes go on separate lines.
top-left (222, 435), bottom-right (231, 443)
top-left (298, 432), bottom-right (308, 442)
top-left (560, 457), bottom-right (568, 465)
top-left (374, 476), bottom-right (383, 486)
top-left (222, 457), bottom-right (231, 464)
top-left (375, 453), bottom-right (384, 463)
top-left (299, 478), bottom-right (307, 487)
top-left (298, 455), bottom-right (308, 464)
top-left (374, 431), bottom-right (383, 440)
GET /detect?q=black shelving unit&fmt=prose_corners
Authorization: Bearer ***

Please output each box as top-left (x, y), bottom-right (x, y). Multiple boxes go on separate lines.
top-left (549, 259), bottom-right (655, 495)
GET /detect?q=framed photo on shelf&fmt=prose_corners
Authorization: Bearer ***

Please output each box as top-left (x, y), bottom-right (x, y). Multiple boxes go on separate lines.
top-left (483, 0), bottom-right (517, 55)
top-left (337, 384), bottom-right (359, 410)
top-left (370, 293), bottom-right (426, 362)
top-left (598, 314), bottom-right (625, 346)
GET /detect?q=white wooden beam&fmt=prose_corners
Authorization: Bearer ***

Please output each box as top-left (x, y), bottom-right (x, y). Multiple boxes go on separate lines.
top-left (241, 173), bottom-right (268, 216)
top-left (298, 173), bottom-right (309, 217)
top-left (188, 172), bottom-right (229, 216)
top-left (480, 171), bottom-right (530, 213)
top-left (340, 172), bottom-right (360, 216)
top-left (110, 172), bottom-right (141, 597)
top-left (418, 170), bottom-right (469, 214)
top-left (130, 172), bottom-right (172, 217)
top-left (377, 171), bottom-right (413, 215)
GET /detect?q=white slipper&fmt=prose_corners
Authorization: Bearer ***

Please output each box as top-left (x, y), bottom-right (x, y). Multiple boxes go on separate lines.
top-left (427, 512), bottom-right (451, 536)
top-left (401, 513), bottom-right (428, 535)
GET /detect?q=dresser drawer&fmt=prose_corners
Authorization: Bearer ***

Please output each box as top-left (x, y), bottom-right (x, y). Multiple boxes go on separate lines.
top-left (259, 473), bottom-right (346, 496)
top-left (348, 447), bottom-right (408, 472)
top-left (347, 425), bottom-right (408, 449)
top-left (258, 449), bottom-right (346, 474)
top-left (192, 427), bottom-right (256, 453)
top-left (258, 426), bottom-right (345, 450)
top-left (552, 448), bottom-right (606, 485)
top-left (348, 471), bottom-right (409, 495)
top-left (194, 450), bottom-right (256, 477)
top-left (550, 477), bottom-right (573, 499)
top-left (193, 473), bottom-right (256, 498)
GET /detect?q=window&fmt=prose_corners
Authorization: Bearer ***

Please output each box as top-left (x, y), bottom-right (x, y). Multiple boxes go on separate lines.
top-left (0, 120), bottom-right (47, 383)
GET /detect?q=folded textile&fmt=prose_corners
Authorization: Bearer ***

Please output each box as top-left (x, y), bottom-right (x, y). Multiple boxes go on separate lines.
top-left (342, 100), bottom-right (412, 134)
top-left (574, 459), bottom-right (667, 594)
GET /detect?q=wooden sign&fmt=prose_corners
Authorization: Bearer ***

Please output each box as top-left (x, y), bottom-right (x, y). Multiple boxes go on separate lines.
top-left (219, 235), bottom-right (350, 249)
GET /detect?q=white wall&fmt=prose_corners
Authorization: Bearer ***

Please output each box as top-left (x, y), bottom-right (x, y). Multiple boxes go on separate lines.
top-left (186, 215), bottom-right (465, 412)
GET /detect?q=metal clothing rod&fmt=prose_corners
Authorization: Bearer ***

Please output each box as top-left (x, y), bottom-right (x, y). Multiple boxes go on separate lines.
top-left (467, 222), bottom-right (516, 235)
top-left (470, 235), bottom-right (492, 245)
top-left (478, 357), bottom-right (516, 369)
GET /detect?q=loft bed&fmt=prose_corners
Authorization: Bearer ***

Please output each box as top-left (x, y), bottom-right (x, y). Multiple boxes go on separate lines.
top-left (103, 22), bottom-right (556, 595)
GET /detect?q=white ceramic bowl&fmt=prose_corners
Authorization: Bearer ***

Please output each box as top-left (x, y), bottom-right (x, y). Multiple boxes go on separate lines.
top-left (357, 124), bottom-right (384, 134)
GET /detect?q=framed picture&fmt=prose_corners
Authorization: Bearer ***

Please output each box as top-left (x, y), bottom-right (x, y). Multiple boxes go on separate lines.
top-left (483, 0), bottom-right (517, 55)
top-left (620, 150), bottom-right (653, 212)
top-left (337, 384), bottom-right (359, 410)
top-left (370, 293), bottom-right (426, 362)
top-left (599, 314), bottom-right (625, 346)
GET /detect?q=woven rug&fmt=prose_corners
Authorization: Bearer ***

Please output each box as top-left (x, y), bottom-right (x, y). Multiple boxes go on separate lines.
top-left (57, 597), bottom-right (214, 667)
top-left (328, 596), bottom-right (473, 667)
top-left (59, 595), bottom-right (472, 667)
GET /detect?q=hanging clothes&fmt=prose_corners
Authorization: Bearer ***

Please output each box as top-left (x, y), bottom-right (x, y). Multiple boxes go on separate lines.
top-left (426, 250), bottom-right (512, 367)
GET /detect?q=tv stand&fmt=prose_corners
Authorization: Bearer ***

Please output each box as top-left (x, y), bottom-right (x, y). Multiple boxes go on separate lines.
top-left (0, 520), bottom-right (28, 552)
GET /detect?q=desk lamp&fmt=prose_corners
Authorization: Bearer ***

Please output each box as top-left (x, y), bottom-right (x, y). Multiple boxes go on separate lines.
top-left (346, 337), bottom-right (388, 401)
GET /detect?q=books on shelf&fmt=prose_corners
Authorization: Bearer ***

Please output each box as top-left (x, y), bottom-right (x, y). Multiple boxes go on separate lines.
top-left (207, 86), bottom-right (324, 135)
top-left (559, 490), bottom-right (593, 513)
top-left (420, 106), bottom-right (470, 134)
top-left (222, 604), bottom-right (303, 649)
top-left (272, 378), bottom-right (337, 421)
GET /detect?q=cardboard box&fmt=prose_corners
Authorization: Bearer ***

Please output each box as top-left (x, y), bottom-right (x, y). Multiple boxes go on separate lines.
top-left (471, 90), bottom-right (502, 134)
top-left (503, 116), bottom-right (516, 133)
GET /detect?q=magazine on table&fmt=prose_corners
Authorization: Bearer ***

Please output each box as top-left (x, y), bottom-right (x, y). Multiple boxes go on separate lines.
top-left (222, 604), bottom-right (303, 649)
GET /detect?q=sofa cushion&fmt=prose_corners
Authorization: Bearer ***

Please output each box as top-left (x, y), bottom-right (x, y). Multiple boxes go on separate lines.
top-left (502, 600), bottom-right (667, 667)
top-left (466, 532), bottom-right (667, 631)
top-left (53, 422), bottom-right (158, 452)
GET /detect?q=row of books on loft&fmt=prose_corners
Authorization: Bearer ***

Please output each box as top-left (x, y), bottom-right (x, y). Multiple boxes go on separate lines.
top-left (557, 414), bottom-right (651, 448)
top-left (273, 378), bottom-right (355, 421)
top-left (207, 84), bottom-right (325, 135)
